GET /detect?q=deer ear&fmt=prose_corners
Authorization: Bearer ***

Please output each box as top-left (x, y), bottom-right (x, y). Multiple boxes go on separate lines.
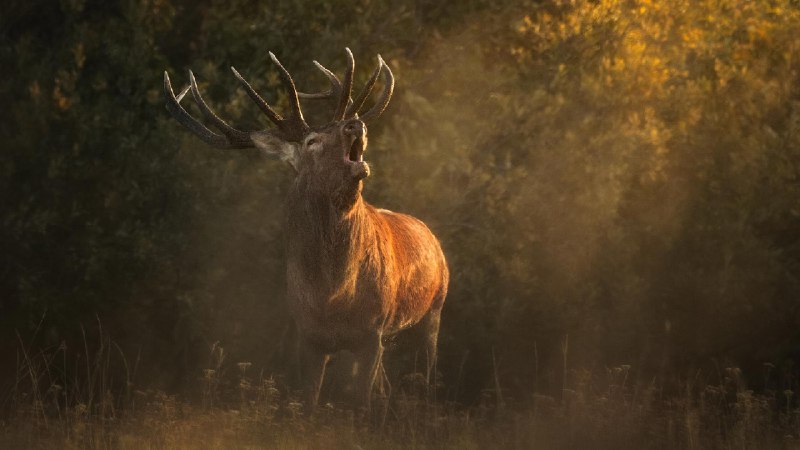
top-left (250, 131), bottom-right (300, 171)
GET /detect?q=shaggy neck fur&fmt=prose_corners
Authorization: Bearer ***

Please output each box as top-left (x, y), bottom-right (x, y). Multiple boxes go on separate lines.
top-left (285, 177), bottom-right (373, 304)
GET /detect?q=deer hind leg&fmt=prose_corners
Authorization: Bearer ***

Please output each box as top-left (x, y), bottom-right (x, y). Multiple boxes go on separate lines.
top-left (354, 333), bottom-right (384, 411)
top-left (374, 360), bottom-right (391, 399)
top-left (420, 308), bottom-right (442, 389)
top-left (301, 341), bottom-right (329, 413)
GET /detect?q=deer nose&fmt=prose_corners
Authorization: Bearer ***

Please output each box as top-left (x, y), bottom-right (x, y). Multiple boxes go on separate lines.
top-left (343, 119), bottom-right (365, 136)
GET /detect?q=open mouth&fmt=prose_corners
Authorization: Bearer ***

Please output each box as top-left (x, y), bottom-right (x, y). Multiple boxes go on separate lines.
top-left (348, 135), bottom-right (365, 162)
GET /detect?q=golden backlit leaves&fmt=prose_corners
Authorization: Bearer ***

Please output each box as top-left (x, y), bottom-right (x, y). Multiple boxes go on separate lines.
top-left (512, 0), bottom-right (800, 184)
top-left (53, 73), bottom-right (74, 111)
top-left (45, 43), bottom-right (88, 112)
top-left (474, 0), bottom-right (800, 291)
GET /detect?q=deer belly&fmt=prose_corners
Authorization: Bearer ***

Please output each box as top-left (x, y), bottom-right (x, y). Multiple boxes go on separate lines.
top-left (292, 300), bottom-right (386, 353)
top-left (385, 277), bottom-right (441, 334)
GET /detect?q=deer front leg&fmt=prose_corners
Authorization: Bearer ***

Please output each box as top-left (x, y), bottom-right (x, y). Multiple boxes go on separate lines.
top-left (300, 340), bottom-right (329, 413)
top-left (354, 333), bottom-right (383, 410)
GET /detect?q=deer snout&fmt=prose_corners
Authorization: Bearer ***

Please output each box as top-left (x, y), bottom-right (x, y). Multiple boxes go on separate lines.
top-left (343, 118), bottom-right (368, 169)
top-left (343, 119), bottom-right (366, 137)
top-left (347, 123), bottom-right (369, 179)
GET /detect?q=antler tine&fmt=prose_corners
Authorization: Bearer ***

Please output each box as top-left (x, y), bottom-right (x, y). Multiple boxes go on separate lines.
top-left (164, 71), bottom-right (233, 148)
top-left (358, 55), bottom-right (394, 123)
top-left (345, 57), bottom-right (382, 119)
top-left (231, 66), bottom-right (283, 126)
top-left (298, 60), bottom-right (342, 100)
top-left (175, 84), bottom-right (191, 103)
top-left (332, 48), bottom-right (355, 122)
top-left (268, 52), bottom-right (305, 123)
top-left (188, 71), bottom-right (254, 148)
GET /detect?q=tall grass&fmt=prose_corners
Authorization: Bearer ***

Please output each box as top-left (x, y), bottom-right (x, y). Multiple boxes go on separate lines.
top-left (3, 327), bottom-right (800, 449)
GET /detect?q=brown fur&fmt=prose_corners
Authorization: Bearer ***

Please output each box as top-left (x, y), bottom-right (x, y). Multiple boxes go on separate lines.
top-left (280, 120), bottom-right (449, 410)
top-left (287, 198), bottom-right (448, 349)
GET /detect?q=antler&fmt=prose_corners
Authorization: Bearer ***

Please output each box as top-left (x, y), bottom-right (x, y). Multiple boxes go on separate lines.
top-left (164, 71), bottom-right (252, 148)
top-left (299, 49), bottom-right (395, 123)
top-left (356, 55), bottom-right (394, 122)
top-left (164, 52), bottom-right (310, 147)
top-left (164, 50), bottom-right (394, 147)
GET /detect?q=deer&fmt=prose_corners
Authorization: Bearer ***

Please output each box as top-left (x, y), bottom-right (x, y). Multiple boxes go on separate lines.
top-left (163, 49), bottom-right (448, 411)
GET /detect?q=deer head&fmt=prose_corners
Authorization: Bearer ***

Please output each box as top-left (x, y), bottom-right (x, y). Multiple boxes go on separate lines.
top-left (164, 49), bottom-right (394, 211)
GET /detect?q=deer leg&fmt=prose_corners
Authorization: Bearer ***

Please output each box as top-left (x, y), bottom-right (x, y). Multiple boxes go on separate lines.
top-left (354, 334), bottom-right (383, 410)
top-left (375, 360), bottom-right (391, 399)
top-left (301, 341), bottom-right (329, 413)
top-left (420, 309), bottom-right (442, 388)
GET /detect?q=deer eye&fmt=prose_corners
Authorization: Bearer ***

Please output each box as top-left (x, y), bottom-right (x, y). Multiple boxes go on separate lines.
top-left (306, 137), bottom-right (319, 148)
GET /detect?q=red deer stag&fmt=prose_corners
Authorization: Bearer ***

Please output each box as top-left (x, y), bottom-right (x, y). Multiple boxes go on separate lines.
top-left (164, 49), bottom-right (448, 410)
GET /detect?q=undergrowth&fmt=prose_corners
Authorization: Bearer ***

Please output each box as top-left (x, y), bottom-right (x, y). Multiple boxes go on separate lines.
top-left (3, 326), bottom-right (800, 449)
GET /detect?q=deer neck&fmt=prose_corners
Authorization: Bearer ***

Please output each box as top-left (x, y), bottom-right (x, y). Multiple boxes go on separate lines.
top-left (285, 182), bottom-right (372, 296)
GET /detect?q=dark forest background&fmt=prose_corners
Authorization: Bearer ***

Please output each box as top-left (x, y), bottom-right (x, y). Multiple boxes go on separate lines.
top-left (1, 0), bottom-right (799, 407)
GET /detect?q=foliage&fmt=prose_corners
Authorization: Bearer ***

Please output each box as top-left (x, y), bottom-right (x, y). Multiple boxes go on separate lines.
top-left (378, 0), bottom-right (800, 394)
top-left (1, 0), bottom-right (799, 417)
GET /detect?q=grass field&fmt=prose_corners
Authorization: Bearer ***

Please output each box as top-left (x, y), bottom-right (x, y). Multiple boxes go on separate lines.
top-left (3, 336), bottom-right (800, 449)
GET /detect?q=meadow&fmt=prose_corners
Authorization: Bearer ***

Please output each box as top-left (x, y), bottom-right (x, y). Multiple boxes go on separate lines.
top-left (3, 326), bottom-right (800, 449)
